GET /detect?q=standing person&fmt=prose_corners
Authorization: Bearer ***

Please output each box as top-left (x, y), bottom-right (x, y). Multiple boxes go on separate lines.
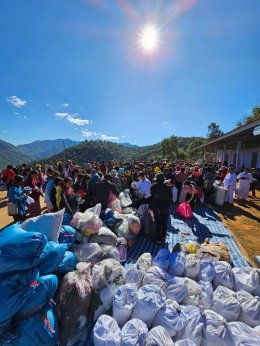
top-left (24, 169), bottom-right (43, 217)
top-left (203, 166), bottom-right (216, 202)
top-left (60, 177), bottom-right (78, 216)
top-left (135, 171), bottom-right (152, 208)
top-left (94, 174), bottom-right (119, 210)
top-left (223, 167), bottom-right (237, 204)
top-left (250, 168), bottom-right (258, 198)
top-left (150, 173), bottom-right (172, 243)
top-left (8, 175), bottom-right (26, 222)
top-left (236, 168), bottom-right (253, 199)
top-left (2, 165), bottom-right (16, 196)
top-left (174, 166), bottom-right (187, 199)
top-left (44, 169), bottom-right (60, 212)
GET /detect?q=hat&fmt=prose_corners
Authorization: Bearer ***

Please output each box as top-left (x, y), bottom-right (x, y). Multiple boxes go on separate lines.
top-left (111, 169), bottom-right (117, 176)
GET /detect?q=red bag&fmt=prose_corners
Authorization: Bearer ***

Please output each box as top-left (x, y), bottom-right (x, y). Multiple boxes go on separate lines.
top-left (177, 202), bottom-right (193, 219)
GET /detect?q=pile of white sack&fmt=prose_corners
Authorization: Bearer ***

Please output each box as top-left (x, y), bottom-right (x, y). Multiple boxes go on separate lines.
top-left (93, 248), bottom-right (260, 346)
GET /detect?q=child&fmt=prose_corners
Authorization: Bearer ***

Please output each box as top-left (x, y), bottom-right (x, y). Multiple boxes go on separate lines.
top-left (60, 177), bottom-right (78, 215)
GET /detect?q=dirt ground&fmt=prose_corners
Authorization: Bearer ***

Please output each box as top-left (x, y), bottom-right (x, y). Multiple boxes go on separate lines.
top-left (1, 189), bottom-right (259, 266)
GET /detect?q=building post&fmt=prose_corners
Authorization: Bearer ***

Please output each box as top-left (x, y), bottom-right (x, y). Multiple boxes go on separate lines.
top-left (236, 141), bottom-right (242, 171)
top-left (222, 145), bottom-right (226, 162)
top-left (214, 146), bottom-right (217, 163)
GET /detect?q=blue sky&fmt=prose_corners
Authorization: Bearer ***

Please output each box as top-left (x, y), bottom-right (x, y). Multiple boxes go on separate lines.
top-left (0, 0), bottom-right (259, 146)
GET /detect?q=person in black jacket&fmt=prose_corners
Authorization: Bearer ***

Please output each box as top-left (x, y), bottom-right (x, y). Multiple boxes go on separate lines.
top-left (94, 174), bottom-right (119, 210)
top-left (150, 173), bottom-right (173, 243)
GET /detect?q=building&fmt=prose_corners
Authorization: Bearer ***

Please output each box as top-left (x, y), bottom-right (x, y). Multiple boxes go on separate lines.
top-left (196, 119), bottom-right (260, 170)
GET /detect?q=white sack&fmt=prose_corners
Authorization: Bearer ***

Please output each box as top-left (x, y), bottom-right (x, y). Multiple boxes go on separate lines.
top-left (254, 325), bottom-right (260, 336)
top-left (211, 286), bottom-right (240, 322)
top-left (131, 284), bottom-right (166, 328)
top-left (119, 192), bottom-right (132, 208)
top-left (229, 321), bottom-right (260, 346)
top-left (201, 310), bottom-right (234, 346)
top-left (73, 243), bottom-right (102, 263)
top-left (152, 299), bottom-right (188, 337)
top-left (92, 259), bottom-right (126, 291)
top-left (99, 244), bottom-right (120, 261)
top-left (114, 219), bottom-right (129, 238)
top-left (175, 340), bottom-right (197, 346)
top-left (213, 261), bottom-right (234, 290)
top-left (136, 253), bottom-right (152, 272)
top-left (233, 267), bottom-right (259, 293)
top-left (197, 280), bottom-right (213, 308)
top-left (145, 326), bottom-right (174, 346)
top-left (168, 252), bottom-right (186, 277)
top-left (165, 276), bottom-right (189, 303)
top-left (142, 266), bottom-right (168, 291)
top-left (236, 290), bottom-right (260, 327)
top-left (177, 305), bottom-right (205, 345)
top-left (182, 278), bottom-right (202, 306)
top-left (125, 264), bottom-right (145, 290)
top-left (184, 254), bottom-right (200, 279)
top-left (121, 318), bottom-right (148, 346)
top-left (196, 260), bottom-right (216, 282)
top-left (113, 283), bottom-right (138, 327)
top-left (94, 283), bottom-right (119, 321)
top-left (93, 315), bottom-right (121, 346)
top-left (152, 249), bottom-right (171, 271)
top-left (89, 227), bottom-right (117, 246)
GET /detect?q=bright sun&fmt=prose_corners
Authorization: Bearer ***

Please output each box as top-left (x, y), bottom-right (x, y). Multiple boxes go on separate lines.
top-left (139, 25), bottom-right (159, 52)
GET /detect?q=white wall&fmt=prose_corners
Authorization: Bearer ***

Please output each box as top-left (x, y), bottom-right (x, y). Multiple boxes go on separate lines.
top-left (216, 147), bottom-right (260, 169)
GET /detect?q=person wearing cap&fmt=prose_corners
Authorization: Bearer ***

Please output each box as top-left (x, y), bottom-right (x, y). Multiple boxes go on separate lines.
top-left (150, 173), bottom-right (172, 243)
top-left (223, 166), bottom-right (237, 204)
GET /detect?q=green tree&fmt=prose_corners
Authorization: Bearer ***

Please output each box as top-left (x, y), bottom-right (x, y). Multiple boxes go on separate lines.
top-left (207, 122), bottom-right (224, 140)
top-left (187, 138), bottom-right (206, 161)
top-left (237, 105), bottom-right (260, 127)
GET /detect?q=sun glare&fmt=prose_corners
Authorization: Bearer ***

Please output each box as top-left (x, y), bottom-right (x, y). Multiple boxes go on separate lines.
top-left (139, 25), bottom-right (159, 52)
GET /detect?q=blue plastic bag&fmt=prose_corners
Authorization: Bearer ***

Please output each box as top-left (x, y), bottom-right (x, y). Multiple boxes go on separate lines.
top-left (57, 251), bottom-right (78, 275)
top-left (62, 212), bottom-right (72, 225)
top-left (14, 274), bottom-right (58, 321)
top-left (58, 225), bottom-right (77, 248)
top-left (12, 305), bottom-right (58, 346)
top-left (38, 241), bottom-right (68, 276)
top-left (0, 223), bottom-right (47, 274)
top-left (0, 267), bottom-right (39, 334)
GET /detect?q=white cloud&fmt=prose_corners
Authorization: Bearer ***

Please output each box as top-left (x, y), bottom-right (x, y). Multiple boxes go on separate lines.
top-left (122, 135), bottom-right (126, 138)
top-left (46, 103), bottom-right (50, 106)
top-left (62, 103), bottom-right (69, 107)
top-left (6, 96), bottom-right (27, 107)
top-left (100, 134), bottom-right (119, 140)
top-left (81, 129), bottom-right (119, 141)
top-left (55, 112), bottom-right (90, 126)
top-left (14, 112), bottom-right (20, 115)
top-left (163, 121), bottom-right (169, 125)
top-left (81, 129), bottom-right (94, 137)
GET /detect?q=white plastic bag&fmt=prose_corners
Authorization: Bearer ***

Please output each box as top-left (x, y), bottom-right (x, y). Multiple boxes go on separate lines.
top-left (119, 192), bottom-right (132, 208)
top-left (142, 266), bottom-right (169, 291)
top-left (201, 310), bottom-right (234, 346)
top-left (94, 283), bottom-right (119, 320)
top-left (211, 286), bottom-right (240, 322)
top-left (92, 259), bottom-right (126, 291)
top-left (184, 254), bottom-right (200, 279)
top-left (213, 261), bottom-right (234, 290)
top-left (152, 299), bottom-right (188, 337)
top-left (89, 227), bottom-right (117, 246)
top-left (152, 249), bottom-right (171, 271)
top-left (196, 260), bottom-right (216, 282)
top-left (182, 278), bottom-right (202, 306)
top-left (136, 253), bottom-right (152, 272)
top-left (236, 290), bottom-right (260, 327)
top-left (165, 276), bottom-right (189, 303)
top-left (73, 243), bottom-right (102, 263)
top-left (177, 305), bottom-right (205, 345)
top-left (168, 252), bottom-right (186, 277)
top-left (233, 267), bottom-right (259, 293)
top-left (175, 340), bottom-right (197, 346)
top-left (197, 280), bottom-right (214, 309)
top-left (131, 284), bottom-right (166, 328)
top-left (111, 199), bottom-right (122, 213)
top-left (145, 326), bottom-right (174, 346)
top-left (229, 321), bottom-right (260, 346)
top-left (93, 315), bottom-right (121, 346)
top-left (121, 318), bottom-right (148, 346)
top-left (72, 204), bottom-right (102, 235)
top-left (125, 264), bottom-right (146, 290)
top-left (114, 219), bottom-right (129, 238)
top-left (254, 325), bottom-right (260, 336)
top-left (113, 283), bottom-right (138, 327)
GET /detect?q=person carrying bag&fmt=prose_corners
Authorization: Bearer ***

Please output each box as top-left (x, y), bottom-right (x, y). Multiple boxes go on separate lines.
top-left (7, 175), bottom-right (26, 222)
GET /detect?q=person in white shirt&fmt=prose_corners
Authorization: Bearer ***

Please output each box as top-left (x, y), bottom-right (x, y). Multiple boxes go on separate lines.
top-left (134, 171), bottom-right (151, 208)
top-left (236, 168), bottom-right (253, 199)
top-left (223, 167), bottom-right (237, 204)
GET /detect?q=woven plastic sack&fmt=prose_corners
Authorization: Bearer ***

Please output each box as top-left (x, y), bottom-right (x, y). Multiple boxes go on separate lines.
top-left (236, 290), bottom-right (260, 327)
top-left (233, 267), bottom-right (259, 293)
top-left (182, 278), bottom-right (202, 307)
top-left (0, 223), bottom-right (47, 274)
top-left (121, 318), bottom-right (148, 346)
top-left (175, 340), bottom-right (197, 346)
top-left (125, 264), bottom-right (146, 290)
top-left (152, 249), bottom-right (171, 271)
top-left (184, 254), bottom-right (200, 279)
top-left (89, 227), bottom-right (117, 246)
top-left (229, 321), bottom-right (260, 345)
top-left (254, 325), bottom-right (260, 336)
top-left (38, 241), bottom-right (68, 275)
top-left (93, 315), bottom-right (121, 346)
top-left (58, 225), bottom-right (77, 248)
top-left (177, 202), bottom-right (193, 219)
top-left (21, 209), bottom-right (64, 242)
top-left (113, 283), bottom-right (138, 327)
top-left (152, 299), bottom-right (188, 337)
top-left (165, 276), bottom-right (189, 303)
top-left (253, 282), bottom-right (260, 297)
top-left (0, 267), bottom-right (39, 334)
top-left (14, 274), bottom-right (58, 321)
top-left (168, 252), bottom-right (186, 277)
top-left (197, 280), bottom-right (213, 308)
top-left (92, 259), bottom-right (126, 291)
top-left (196, 260), bottom-right (216, 282)
top-left (73, 243), bottom-right (102, 264)
top-left (201, 310), bottom-right (234, 346)
top-left (93, 283), bottom-right (119, 321)
top-left (131, 284), bottom-right (166, 328)
top-left (56, 262), bottom-right (92, 346)
top-left (211, 286), bottom-right (240, 322)
top-left (57, 251), bottom-right (78, 274)
top-left (136, 253), bottom-right (152, 272)
top-left (145, 326), bottom-right (174, 346)
top-left (213, 261), bottom-right (235, 290)
top-left (176, 305), bottom-right (205, 345)
top-left (143, 266), bottom-right (169, 291)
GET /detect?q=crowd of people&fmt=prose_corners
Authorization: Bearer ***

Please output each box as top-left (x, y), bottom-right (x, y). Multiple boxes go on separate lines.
top-left (1, 159), bottom-right (259, 243)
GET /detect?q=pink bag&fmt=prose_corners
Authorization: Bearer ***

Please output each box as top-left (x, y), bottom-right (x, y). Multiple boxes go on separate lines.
top-left (177, 202), bottom-right (193, 219)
